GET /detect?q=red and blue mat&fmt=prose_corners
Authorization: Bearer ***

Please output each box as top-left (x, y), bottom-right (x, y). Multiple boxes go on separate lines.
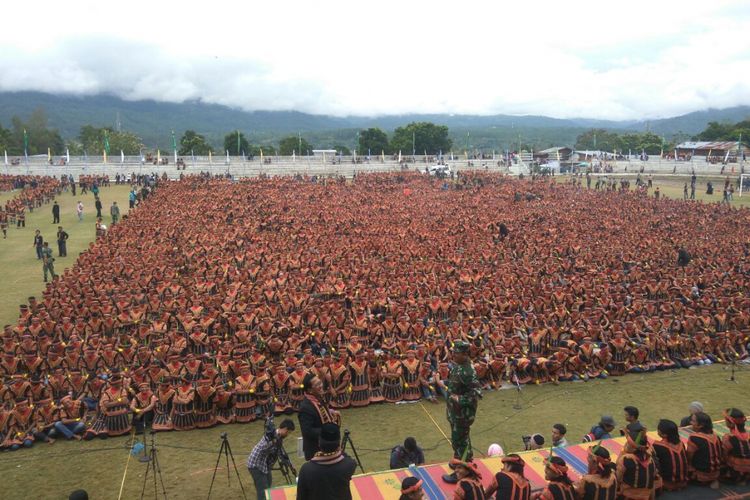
top-left (268, 421), bottom-right (749, 499)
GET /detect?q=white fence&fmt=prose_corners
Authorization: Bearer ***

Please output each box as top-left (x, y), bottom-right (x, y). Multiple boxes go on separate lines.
top-left (1, 155), bottom-right (745, 179)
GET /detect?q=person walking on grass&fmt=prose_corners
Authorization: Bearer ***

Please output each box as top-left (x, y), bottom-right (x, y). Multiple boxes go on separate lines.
top-left (94, 196), bottom-right (102, 218)
top-left (33, 229), bottom-right (44, 259)
top-left (42, 242), bottom-right (57, 282)
top-left (76, 201), bottom-right (83, 221)
top-left (110, 201), bottom-right (120, 225)
top-left (52, 201), bottom-right (60, 224)
top-left (56, 226), bottom-right (68, 257)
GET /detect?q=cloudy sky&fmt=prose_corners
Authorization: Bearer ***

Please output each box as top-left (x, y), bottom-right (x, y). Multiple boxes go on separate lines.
top-left (1, 0), bottom-right (749, 120)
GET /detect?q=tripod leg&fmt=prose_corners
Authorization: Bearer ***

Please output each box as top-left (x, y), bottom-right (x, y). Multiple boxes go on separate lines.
top-left (207, 441), bottom-right (226, 500)
top-left (224, 442), bottom-right (231, 485)
top-left (140, 456), bottom-right (152, 500)
top-left (224, 441), bottom-right (248, 500)
top-left (153, 448), bottom-right (158, 500)
top-left (153, 448), bottom-right (168, 500)
top-left (343, 435), bottom-right (365, 474)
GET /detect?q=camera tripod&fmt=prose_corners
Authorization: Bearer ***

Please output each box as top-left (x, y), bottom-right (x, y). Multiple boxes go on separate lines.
top-left (341, 429), bottom-right (365, 474)
top-left (274, 443), bottom-right (298, 485)
top-left (207, 433), bottom-right (247, 500)
top-left (140, 432), bottom-right (168, 500)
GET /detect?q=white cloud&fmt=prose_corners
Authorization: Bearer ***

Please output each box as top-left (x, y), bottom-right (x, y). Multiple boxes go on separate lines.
top-left (0, 0), bottom-right (748, 119)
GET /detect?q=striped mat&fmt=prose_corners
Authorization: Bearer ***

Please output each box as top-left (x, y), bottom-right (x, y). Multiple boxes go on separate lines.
top-left (267, 422), bottom-right (733, 500)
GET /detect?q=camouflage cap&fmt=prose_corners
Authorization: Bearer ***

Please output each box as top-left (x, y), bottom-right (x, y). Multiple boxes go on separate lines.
top-left (452, 340), bottom-right (470, 353)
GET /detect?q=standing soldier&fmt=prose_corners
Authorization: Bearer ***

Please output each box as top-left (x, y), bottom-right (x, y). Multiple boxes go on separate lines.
top-left (41, 242), bottom-right (57, 282)
top-left (110, 201), bottom-right (121, 225)
top-left (439, 340), bottom-right (481, 484)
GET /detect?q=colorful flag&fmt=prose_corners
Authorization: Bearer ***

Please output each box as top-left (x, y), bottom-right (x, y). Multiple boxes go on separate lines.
top-left (172, 130), bottom-right (178, 163)
top-left (103, 130), bottom-right (110, 154)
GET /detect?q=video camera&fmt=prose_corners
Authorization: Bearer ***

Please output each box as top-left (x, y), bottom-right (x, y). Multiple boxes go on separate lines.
top-left (521, 433), bottom-right (545, 451)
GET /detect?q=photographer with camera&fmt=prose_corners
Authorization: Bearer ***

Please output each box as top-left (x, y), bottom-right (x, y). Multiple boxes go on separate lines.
top-left (246, 418), bottom-right (296, 500)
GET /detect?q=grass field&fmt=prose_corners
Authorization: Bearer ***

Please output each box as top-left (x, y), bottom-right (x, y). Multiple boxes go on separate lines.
top-left (0, 184), bottom-right (132, 326)
top-left (0, 364), bottom-right (747, 499)
top-left (1, 175), bottom-right (749, 499)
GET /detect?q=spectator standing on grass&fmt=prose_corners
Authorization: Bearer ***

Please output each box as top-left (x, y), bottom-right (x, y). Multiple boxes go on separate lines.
top-left (33, 229), bottom-right (44, 259)
top-left (94, 196), bottom-right (102, 218)
top-left (129, 189), bottom-right (137, 209)
top-left (110, 201), bottom-right (120, 225)
top-left (52, 201), bottom-right (60, 224)
top-left (56, 226), bottom-right (68, 257)
top-left (76, 201), bottom-right (83, 221)
top-left (390, 437), bottom-right (425, 469)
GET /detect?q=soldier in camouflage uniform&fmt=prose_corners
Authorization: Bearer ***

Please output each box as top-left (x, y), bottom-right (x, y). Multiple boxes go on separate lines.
top-left (439, 340), bottom-right (482, 483)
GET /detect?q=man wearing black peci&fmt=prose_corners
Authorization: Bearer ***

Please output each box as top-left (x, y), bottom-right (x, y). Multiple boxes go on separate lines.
top-left (298, 373), bottom-right (341, 460)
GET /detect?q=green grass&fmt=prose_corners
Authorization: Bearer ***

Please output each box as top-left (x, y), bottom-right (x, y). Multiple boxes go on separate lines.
top-left (0, 184), bottom-right (132, 326)
top-left (0, 364), bottom-right (747, 499)
top-left (559, 173), bottom-right (750, 206)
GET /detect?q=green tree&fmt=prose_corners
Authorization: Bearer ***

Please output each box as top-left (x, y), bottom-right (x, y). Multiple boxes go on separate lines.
top-left (248, 145), bottom-right (277, 156)
top-left (333, 144), bottom-right (351, 155)
top-left (278, 136), bottom-right (313, 156)
top-left (179, 130), bottom-right (213, 155)
top-left (9, 109), bottom-right (65, 155)
top-left (0, 124), bottom-right (12, 154)
top-left (357, 128), bottom-right (389, 155)
top-left (574, 129), bottom-right (620, 152)
top-left (78, 125), bottom-right (143, 155)
top-left (390, 122), bottom-right (452, 155)
top-left (223, 131), bottom-right (250, 156)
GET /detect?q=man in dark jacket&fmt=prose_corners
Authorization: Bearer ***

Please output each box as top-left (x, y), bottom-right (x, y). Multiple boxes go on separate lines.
top-left (390, 437), bottom-right (425, 469)
top-left (52, 201), bottom-right (60, 224)
top-left (298, 373), bottom-right (340, 460)
top-left (296, 423), bottom-right (356, 500)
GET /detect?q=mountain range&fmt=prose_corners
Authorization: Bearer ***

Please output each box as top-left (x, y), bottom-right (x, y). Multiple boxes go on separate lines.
top-left (1, 91), bottom-right (748, 150)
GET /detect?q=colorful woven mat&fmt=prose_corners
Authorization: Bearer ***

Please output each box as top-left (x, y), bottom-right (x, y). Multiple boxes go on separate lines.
top-left (267, 422), bottom-right (732, 500)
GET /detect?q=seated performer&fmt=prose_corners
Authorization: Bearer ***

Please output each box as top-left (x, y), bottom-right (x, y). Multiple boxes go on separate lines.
top-left (533, 456), bottom-right (575, 500)
top-left (722, 408), bottom-right (750, 482)
top-left (652, 419), bottom-right (688, 492)
top-left (484, 454), bottom-right (531, 500)
top-left (686, 412), bottom-right (723, 488)
top-left (616, 427), bottom-right (657, 499)
top-left (453, 459), bottom-right (485, 500)
top-left (575, 445), bottom-right (617, 500)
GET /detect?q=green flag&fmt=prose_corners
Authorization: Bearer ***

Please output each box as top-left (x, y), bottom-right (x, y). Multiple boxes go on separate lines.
top-left (103, 130), bottom-right (110, 154)
top-left (172, 130), bottom-right (177, 152)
